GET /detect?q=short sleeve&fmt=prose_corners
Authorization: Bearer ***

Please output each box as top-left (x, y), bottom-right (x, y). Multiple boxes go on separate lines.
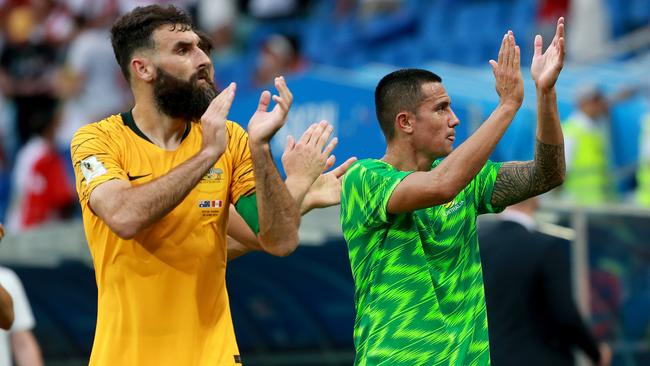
top-left (70, 124), bottom-right (127, 205)
top-left (472, 160), bottom-right (504, 215)
top-left (342, 160), bottom-right (412, 228)
top-left (227, 122), bottom-right (255, 204)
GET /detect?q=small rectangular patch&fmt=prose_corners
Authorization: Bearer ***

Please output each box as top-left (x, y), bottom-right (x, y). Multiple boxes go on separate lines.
top-left (198, 200), bottom-right (223, 208)
top-left (234, 355), bottom-right (242, 364)
top-left (80, 156), bottom-right (107, 185)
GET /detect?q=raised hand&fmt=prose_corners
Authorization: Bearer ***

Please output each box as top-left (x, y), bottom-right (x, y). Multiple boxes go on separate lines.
top-left (531, 17), bottom-right (565, 91)
top-left (489, 31), bottom-right (524, 108)
top-left (248, 76), bottom-right (293, 145)
top-left (200, 82), bottom-right (236, 160)
top-left (302, 156), bottom-right (357, 212)
top-left (282, 120), bottom-right (338, 189)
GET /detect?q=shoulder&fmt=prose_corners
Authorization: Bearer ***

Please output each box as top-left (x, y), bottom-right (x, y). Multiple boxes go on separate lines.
top-left (72, 114), bottom-right (126, 141)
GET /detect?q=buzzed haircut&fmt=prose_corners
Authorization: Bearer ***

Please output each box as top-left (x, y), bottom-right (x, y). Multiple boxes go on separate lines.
top-left (110, 5), bottom-right (193, 81)
top-left (375, 68), bottom-right (442, 140)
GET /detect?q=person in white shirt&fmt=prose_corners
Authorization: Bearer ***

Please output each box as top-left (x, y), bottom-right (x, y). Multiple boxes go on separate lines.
top-left (0, 266), bottom-right (42, 366)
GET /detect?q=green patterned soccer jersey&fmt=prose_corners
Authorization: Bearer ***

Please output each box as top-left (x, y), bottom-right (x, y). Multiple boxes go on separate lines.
top-left (340, 159), bottom-right (504, 366)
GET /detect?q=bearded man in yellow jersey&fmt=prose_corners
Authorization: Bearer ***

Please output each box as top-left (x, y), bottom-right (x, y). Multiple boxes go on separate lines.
top-left (69, 5), bottom-right (351, 366)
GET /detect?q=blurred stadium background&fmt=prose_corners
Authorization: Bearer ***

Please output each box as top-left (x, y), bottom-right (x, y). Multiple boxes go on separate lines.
top-left (1, 0), bottom-right (650, 365)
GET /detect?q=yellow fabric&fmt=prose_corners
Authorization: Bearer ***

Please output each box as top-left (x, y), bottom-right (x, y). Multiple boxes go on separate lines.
top-left (564, 119), bottom-right (611, 205)
top-left (70, 114), bottom-right (255, 366)
top-left (637, 114), bottom-right (650, 206)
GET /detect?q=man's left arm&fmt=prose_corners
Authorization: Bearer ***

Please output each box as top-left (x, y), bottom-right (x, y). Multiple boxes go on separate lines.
top-left (245, 76), bottom-right (306, 257)
top-left (492, 18), bottom-right (567, 207)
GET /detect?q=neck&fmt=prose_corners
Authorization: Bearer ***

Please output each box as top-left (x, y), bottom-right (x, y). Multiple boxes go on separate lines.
top-left (131, 94), bottom-right (188, 150)
top-left (382, 139), bottom-right (437, 171)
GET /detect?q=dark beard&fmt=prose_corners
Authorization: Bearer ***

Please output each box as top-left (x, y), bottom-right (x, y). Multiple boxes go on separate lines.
top-left (152, 66), bottom-right (217, 121)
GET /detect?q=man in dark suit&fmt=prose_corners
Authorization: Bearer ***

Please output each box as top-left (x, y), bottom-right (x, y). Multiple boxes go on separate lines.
top-left (479, 197), bottom-right (611, 366)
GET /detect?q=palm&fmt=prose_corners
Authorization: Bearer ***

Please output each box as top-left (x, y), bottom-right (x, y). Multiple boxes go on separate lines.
top-left (248, 100), bottom-right (286, 143)
top-left (531, 18), bottom-right (565, 90)
top-left (248, 77), bottom-right (293, 144)
top-left (307, 173), bottom-right (341, 209)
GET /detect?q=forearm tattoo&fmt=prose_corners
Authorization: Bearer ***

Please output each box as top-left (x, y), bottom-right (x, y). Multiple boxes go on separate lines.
top-left (491, 140), bottom-right (565, 207)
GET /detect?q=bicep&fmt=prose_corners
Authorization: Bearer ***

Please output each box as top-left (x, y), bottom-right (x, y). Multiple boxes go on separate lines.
top-left (387, 171), bottom-right (451, 214)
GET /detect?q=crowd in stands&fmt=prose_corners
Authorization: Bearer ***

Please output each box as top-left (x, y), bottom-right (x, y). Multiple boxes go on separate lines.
top-left (0, 0), bottom-right (648, 234)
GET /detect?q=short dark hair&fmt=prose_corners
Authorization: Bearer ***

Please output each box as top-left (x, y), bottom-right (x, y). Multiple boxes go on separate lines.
top-left (110, 5), bottom-right (193, 81)
top-left (375, 68), bottom-right (442, 140)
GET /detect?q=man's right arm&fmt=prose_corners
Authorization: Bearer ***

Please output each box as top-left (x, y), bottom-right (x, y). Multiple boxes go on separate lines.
top-left (387, 32), bottom-right (524, 214)
top-left (85, 83), bottom-right (236, 239)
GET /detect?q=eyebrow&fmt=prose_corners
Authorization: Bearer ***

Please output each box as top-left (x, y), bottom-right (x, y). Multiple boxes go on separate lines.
top-left (433, 99), bottom-right (451, 109)
top-left (173, 40), bottom-right (195, 50)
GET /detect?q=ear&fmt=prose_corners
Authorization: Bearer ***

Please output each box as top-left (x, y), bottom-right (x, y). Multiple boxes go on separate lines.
top-left (130, 56), bottom-right (155, 82)
top-left (395, 111), bottom-right (414, 135)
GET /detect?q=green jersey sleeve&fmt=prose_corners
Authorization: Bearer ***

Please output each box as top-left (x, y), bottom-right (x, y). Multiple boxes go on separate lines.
top-left (341, 159), bottom-right (413, 228)
top-left (472, 160), bottom-right (505, 214)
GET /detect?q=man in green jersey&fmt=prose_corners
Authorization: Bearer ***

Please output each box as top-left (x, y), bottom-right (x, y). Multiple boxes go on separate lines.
top-left (340, 19), bottom-right (566, 366)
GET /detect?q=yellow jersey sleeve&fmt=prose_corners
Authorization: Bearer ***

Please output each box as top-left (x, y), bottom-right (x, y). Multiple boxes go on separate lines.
top-left (70, 122), bottom-right (127, 205)
top-left (227, 122), bottom-right (255, 204)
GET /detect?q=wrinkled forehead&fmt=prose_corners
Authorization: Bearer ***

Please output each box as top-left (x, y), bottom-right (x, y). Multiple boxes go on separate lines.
top-left (151, 24), bottom-right (199, 51)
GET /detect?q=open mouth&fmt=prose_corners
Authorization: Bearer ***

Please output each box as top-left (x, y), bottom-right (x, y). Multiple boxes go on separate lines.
top-left (447, 135), bottom-right (455, 142)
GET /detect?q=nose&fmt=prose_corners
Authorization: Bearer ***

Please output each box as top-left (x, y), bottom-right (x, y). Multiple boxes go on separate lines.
top-left (196, 47), bottom-right (212, 70)
top-left (449, 108), bottom-right (460, 127)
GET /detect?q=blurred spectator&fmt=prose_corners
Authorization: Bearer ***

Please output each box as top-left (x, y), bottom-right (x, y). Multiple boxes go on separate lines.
top-left (196, 0), bottom-right (238, 64)
top-left (0, 282), bottom-right (11, 331)
top-left (30, 0), bottom-right (77, 46)
top-left (568, 0), bottom-right (611, 63)
top-left (0, 5), bottom-right (59, 146)
top-left (253, 34), bottom-right (305, 87)
top-left (636, 113), bottom-right (650, 206)
top-left (6, 111), bottom-right (76, 233)
top-left (243, 0), bottom-right (305, 19)
top-left (562, 84), bottom-right (615, 205)
top-left (0, 266), bottom-right (42, 366)
top-left (55, 3), bottom-right (130, 151)
top-left (535, 0), bottom-right (569, 46)
top-left (479, 197), bottom-right (611, 366)
top-left (0, 224), bottom-right (12, 332)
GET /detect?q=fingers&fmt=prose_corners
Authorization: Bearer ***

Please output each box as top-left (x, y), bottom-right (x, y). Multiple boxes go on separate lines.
top-left (550, 17), bottom-right (564, 50)
top-left (313, 121), bottom-right (334, 149)
top-left (324, 155), bottom-right (336, 171)
top-left (497, 32), bottom-right (507, 66)
top-left (534, 34), bottom-right (543, 58)
top-left (506, 30), bottom-right (515, 69)
top-left (204, 82), bottom-right (236, 120)
top-left (271, 76), bottom-right (293, 115)
top-left (298, 123), bottom-right (317, 145)
top-left (256, 90), bottom-right (271, 112)
top-left (331, 157), bottom-right (357, 178)
top-left (489, 59), bottom-right (498, 78)
top-left (286, 135), bottom-right (295, 151)
top-left (514, 45), bottom-right (520, 69)
top-left (322, 136), bottom-right (338, 159)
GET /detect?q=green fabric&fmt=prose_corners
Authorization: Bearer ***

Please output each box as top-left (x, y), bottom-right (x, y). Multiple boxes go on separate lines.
top-left (235, 193), bottom-right (259, 234)
top-left (564, 119), bottom-right (611, 205)
top-left (340, 159), bottom-right (504, 366)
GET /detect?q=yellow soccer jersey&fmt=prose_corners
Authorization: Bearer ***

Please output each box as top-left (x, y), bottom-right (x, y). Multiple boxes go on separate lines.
top-left (71, 111), bottom-right (255, 366)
